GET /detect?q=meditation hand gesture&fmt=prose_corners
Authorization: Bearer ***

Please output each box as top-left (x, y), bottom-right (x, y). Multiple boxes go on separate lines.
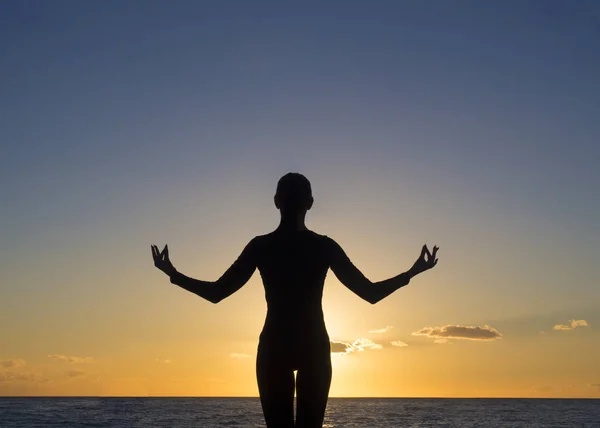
top-left (408, 244), bottom-right (439, 278)
top-left (151, 244), bottom-right (176, 277)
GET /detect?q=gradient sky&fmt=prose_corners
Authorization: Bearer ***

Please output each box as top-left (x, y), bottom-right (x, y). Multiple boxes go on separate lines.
top-left (1, 0), bottom-right (599, 397)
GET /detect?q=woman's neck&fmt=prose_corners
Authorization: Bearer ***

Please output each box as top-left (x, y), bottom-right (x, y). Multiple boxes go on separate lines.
top-left (277, 214), bottom-right (308, 232)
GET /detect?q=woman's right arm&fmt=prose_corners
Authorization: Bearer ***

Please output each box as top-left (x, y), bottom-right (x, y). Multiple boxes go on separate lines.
top-left (152, 239), bottom-right (259, 304)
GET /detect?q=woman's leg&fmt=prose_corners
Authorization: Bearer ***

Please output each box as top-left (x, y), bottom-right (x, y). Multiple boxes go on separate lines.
top-left (256, 347), bottom-right (295, 428)
top-left (295, 353), bottom-right (332, 427)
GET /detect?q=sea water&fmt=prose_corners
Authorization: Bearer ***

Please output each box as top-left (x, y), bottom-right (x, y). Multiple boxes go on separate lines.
top-left (1, 397), bottom-right (599, 427)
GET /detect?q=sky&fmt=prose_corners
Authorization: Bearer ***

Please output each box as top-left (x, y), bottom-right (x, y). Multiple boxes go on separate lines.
top-left (1, 0), bottom-right (599, 398)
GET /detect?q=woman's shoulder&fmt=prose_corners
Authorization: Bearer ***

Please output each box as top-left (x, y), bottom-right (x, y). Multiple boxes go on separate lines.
top-left (308, 230), bottom-right (332, 241)
top-left (251, 230), bottom-right (335, 244)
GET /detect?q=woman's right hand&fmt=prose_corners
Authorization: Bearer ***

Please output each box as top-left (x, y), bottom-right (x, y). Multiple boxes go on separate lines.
top-left (408, 244), bottom-right (439, 278)
top-left (151, 244), bottom-right (176, 277)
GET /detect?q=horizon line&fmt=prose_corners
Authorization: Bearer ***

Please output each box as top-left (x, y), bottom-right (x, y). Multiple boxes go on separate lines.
top-left (1, 396), bottom-right (598, 400)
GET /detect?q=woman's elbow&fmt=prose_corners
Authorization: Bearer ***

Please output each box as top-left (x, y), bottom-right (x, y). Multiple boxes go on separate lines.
top-left (207, 295), bottom-right (222, 304)
top-left (208, 289), bottom-right (225, 304)
top-left (366, 296), bottom-right (380, 305)
top-left (199, 283), bottom-right (223, 304)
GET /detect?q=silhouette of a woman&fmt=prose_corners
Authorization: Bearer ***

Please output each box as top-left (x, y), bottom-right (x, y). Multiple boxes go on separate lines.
top-left (152, 173), bottom-right (439, 427)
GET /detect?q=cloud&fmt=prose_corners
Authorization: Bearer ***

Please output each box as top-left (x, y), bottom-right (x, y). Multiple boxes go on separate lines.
top-left (331, 338), bottom-right (383, 355)
top-left (369, 326), bottom-right (393, 334)
top-left (553, 319), bottom-right (589, 331)
top-left (0, 371), bottom-right (47, 383)
top-left (155, 359), bottom-right (172, 364)
top-left (390, 341), bottom-right (408, 347)
top-left (330, 341), bottom-right (354, 354)
top-left (66, 369), bottom-right (86, 378)
top-left (0, 359), bottom-right (26, 368)
top-left (412, 324), bottom-right (502, 341)
top-left (229, 353), bottom-right (251, 359)
top-left (48, 355), bottom-right (95, 364)
top-left (434, 338), bottom-right (451, 344)
top-left (352, 338), bottom-right (383, 351)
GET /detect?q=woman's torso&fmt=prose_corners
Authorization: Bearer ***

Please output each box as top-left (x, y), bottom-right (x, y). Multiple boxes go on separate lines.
top-left (254, 229), bottom-right (331, 350)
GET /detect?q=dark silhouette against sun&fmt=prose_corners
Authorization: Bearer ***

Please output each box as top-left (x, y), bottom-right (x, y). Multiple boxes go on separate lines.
top-left (152, 173), bottom-right (439, 427)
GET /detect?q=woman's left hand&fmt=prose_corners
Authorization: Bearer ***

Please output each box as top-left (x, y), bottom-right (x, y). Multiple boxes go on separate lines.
top-left (408, 244), bottom-right (439, 278)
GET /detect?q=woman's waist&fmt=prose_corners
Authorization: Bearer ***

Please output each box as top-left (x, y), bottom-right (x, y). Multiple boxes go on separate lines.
top-left (259, 321), bottom-right (329, 342)
top-left (258, 330), bottom-right (331, 355)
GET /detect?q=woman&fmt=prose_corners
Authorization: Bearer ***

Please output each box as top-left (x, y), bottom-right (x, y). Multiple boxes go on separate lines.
top-left (151, 172), bottom-right (439, 427)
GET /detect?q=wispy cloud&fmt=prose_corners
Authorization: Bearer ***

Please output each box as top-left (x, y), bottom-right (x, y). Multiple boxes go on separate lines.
top-left (331, 338), bottom-right (383, 355)
top-left (66, 369), bottom-right (86, 378)
top-left (0, 371), bottom-right (47, 383)
top-left (553, 319), bottom-right (589, 331)
top-left (330, 341), bottom-right (354, 354)
top-left (229, 353), bottom-right (252, 359)
top-left (412, 325), bottom-right (502, 341)
top-left (390, 341), bottom-right (408, 347)
top-left (48, 355), bottom-right (95, 364)
top-left (155, 359), bottom-right (172, 364)
top-left (352, 338), bottom-right (383, 351)
top-left (0, 359), bottom-right (26, 368)
top-left (369, 326), bottom-right (393, 334)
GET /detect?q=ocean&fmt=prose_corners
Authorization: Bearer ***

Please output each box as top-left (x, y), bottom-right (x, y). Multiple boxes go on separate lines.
top-left (0, 397), bottom-right (599, 427)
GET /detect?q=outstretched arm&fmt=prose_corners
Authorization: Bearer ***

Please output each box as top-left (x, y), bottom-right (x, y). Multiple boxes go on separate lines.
top-left (151, 239), bottom-right (258, 304)
top-left (328, 238), bottom-right (438, 304)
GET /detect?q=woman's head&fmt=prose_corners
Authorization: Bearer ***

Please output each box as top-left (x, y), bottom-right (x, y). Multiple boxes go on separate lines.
top-left (274, 173), bottom-right (313, 214)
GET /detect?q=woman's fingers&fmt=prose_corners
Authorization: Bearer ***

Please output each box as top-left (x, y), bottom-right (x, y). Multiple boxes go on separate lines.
top-left (424, 245), bottom-right (432, 261)
top-left (152, 245), bottom-right (161, 265)
top-left (151, 245), bottom-right (169, 264)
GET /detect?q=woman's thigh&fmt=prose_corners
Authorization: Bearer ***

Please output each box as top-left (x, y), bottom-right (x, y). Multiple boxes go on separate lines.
top-left (295, 352), bottom-right (332, 427)
top-left (256, 347), bottom-right (295, 428)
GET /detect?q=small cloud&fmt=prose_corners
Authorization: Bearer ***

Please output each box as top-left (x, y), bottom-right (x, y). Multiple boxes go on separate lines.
top-left (229, 353), bottom-right (251, 359)
top-left (434, 338), bottom-right (451, 344)
top-left (48, 354), bottom-right (95, 364)
top-left (0, 359), bottom-right (26, 368)
top-left (331, 338), bottom-right (383, 355)
top-left (553, 319), bottom-right (589, 331)
top-left (589, 383), bottom-right (600, 390)
top-left (330, 341), bottom-right (354, 354)
top-left (369, 326), bottom-right (393, 334)
top-left (412, 324), bottom-right (502, 341)
top-left (390, 341), bottom-right (408, 347)
top-left (66, 369), bottom-right (86, 378)
top-left (155, 359), bottom-right (172, 364)
top-left (352, 338), bottom-right (383, 351)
